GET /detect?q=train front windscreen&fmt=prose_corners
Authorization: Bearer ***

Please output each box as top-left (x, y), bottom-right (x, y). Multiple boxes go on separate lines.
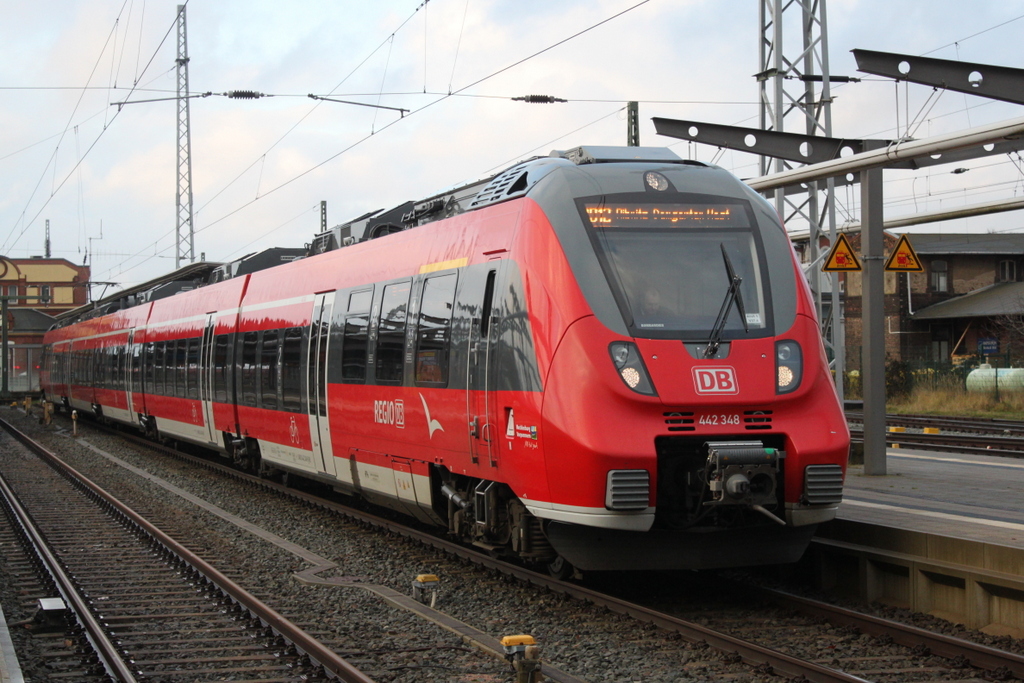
top-left (579, 195), bottom-right (772, 340)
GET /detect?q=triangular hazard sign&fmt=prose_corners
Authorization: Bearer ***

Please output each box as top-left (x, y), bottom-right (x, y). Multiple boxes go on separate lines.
top-left (822, 233), bottom-right (862, 272)
top-left (884, 234), bottom-right (924, 272)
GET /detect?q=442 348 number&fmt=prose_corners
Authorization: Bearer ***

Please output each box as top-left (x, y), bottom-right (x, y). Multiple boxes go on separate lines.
top-left (699, 413), bottom-right (740, 426)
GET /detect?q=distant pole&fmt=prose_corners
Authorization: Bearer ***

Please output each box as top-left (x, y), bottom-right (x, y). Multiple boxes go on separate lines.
top-left (175, 4), bottom-right (196, 269)
top-left (45, 219), bottom-right (51, 258)
top-left (626, 101), bottom-right (639, 146)
top-left (861, 141), bottom-right (886, 476)
top-left (1, 297), bottom-right (8, 397)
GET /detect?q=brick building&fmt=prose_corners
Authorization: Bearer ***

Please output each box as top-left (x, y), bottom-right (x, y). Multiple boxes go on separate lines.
top-left (794, 231), bottom-right (1024, 370)
top-left (0, 256), bottom-right (91, 391)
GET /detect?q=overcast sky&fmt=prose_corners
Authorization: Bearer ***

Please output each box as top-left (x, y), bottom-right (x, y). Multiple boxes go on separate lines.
top-left (3, 0), bottom-right (1024, 294)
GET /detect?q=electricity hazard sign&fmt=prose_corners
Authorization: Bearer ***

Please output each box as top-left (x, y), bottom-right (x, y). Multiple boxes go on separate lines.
top-left (884, 234), bottom-right (923, 272)
top-left (822, 233), bottom-right (862, 272)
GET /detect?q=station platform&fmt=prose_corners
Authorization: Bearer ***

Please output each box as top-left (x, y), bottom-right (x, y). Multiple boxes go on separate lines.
top-left (837, 447), bottom-right (1024, 549)
top-left (0, 602), bottom-right (24, 683)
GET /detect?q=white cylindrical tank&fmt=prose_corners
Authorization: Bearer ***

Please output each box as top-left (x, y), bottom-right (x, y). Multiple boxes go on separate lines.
top-left (966, 365), bottom-right (1024, 393)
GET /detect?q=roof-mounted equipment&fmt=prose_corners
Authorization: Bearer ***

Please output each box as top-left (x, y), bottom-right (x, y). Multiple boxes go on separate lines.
top-left (551, 145), bottom-right (687, 165)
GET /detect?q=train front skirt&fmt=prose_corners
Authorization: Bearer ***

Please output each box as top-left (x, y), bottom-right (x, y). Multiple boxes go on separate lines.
top-left (544, 521), bottom-right (819, 571)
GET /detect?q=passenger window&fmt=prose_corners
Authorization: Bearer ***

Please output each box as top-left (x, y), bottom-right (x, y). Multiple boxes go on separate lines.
top-left (261, 330), bottom-right (280, 410)
top-left (415, 273), bottom-right (457, 385)
top-left (186, 338), bottom-right (200, 400)
top-left (375, 282), bottom-right (410, 384)
top-left (342, 288), bottom-right (373, 383)
top-left (154, 342), bottom-right (166, 395)
top-left (281, 327), bottom-right (303, 412)
top-left (213, 334), bottom-right (230, 403)
top-left (349, 289), bottom-right (373, 311)
top-left (174, 339), bottom-right (187, 398)
top-left (241, 331), bottom-right (259, 407)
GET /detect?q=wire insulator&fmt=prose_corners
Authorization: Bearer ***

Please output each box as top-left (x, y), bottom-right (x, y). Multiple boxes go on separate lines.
top-left (226, 90), bottom-right (264, 99)
top-left (512, 95), bottom-right (568, 104)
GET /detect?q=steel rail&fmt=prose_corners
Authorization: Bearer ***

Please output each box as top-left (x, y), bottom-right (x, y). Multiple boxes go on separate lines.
top-left (847, 412), bottom-right (1024, 436)
top-left (847, 424), bottom-right (1024, 457)
top-left (0, 417), bottom-right (376, 683)
top-left (39, 414), bottom-right (1024, 682)
top-left (758, 587), bottom-right (1024, 680)
top-left (92, 422), bottom-right (871, 683)
top-left (0, 469), bottom-right (139, 682)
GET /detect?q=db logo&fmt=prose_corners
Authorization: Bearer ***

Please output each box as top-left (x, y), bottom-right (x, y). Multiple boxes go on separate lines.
top-left (692, 367), bottom-right (739, 394)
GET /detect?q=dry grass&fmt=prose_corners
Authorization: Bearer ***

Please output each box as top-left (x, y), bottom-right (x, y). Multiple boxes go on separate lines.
top-left (888, 388), bottom-right (1024, 419)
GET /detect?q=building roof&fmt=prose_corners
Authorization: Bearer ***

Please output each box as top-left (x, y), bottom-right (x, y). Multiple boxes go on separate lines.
top-left (785, 228), bottom-right (1024, 256)
top-left (913, 281), bottom-right (1024, 320)
top-left (905, 233), bottom-right (1024, 255)
top-left (10, 308), bottom-right (56, 333)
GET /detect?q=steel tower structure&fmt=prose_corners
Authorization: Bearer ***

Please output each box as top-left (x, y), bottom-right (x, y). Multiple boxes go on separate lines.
top-left (176, 4), bottom-right (196, 268)
top-left (758, 0), bottom-right (844, 401)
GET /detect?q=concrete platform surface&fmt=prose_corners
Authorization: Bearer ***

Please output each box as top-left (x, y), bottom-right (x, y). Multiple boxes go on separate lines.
top-left (839, 447), bottom-right (1024, 549)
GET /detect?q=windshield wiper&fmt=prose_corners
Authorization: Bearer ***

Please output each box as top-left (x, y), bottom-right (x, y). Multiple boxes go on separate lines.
top-left (704, 244), bottom-right (749, 358)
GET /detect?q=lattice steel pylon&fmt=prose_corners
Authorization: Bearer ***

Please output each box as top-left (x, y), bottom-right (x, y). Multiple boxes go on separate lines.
top-left (175, 4), bottom-right (196, 269)
top-left (758, 0), bottom-right (844, 401)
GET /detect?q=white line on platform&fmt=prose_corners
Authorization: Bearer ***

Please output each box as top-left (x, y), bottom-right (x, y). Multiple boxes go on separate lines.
top-left (888, 451), bottom-right (1024, 470)
top-left (843, 498), bottom-right (1024, 533)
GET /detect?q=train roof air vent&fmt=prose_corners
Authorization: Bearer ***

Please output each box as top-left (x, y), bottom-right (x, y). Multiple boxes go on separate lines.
top-left (467, 157), bottom-right (569, 210)
top-left (551, 145), bottom-right (687, 165)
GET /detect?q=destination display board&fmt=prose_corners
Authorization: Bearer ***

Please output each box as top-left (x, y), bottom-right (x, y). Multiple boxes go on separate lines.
top-left (583, 203), bottom-right (749, 228)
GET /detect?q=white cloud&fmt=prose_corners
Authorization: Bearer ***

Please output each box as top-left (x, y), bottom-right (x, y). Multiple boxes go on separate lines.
top-left (3, 0), bottom-right (1024, 289)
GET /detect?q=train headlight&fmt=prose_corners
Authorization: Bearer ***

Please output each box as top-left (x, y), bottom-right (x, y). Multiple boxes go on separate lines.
top-left (609, 342), bottom-right (657, 396)
top-left (644, 171), bottom-right (670, 191)
top-left (776, 340), bottom-right (802, 394)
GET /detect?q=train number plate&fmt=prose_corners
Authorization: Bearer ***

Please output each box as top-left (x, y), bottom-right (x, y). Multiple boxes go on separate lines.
top-left (698, 413), bottom-right (741, 426)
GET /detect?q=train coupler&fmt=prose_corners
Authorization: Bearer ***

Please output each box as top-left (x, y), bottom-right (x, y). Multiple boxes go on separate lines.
top-left (704, 441), bottom-right (780, 508)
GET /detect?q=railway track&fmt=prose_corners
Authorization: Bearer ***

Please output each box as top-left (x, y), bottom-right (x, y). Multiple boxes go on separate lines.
top-left (846, 412), bottom-right (1024, 457)
top-left (0, 417), bottom-right (373, 682)
top-left (16, 410), bottom-right (1024, 683)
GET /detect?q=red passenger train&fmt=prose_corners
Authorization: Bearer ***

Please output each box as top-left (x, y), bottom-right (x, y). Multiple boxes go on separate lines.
top-left (42, 146), bottom-right (849, 573)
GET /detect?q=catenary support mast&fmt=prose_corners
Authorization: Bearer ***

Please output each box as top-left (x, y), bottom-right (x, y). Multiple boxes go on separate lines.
top-left (758, 0), bottom-right (844, 402)
top-left (176, 4), bottom-right (196, 268)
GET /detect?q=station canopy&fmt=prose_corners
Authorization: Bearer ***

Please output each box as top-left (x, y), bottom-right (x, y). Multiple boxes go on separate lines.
top-left (913, 281), bottom-right (1024, 320)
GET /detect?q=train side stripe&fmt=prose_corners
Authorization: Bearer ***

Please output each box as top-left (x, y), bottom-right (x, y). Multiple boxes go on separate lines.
top-left (419, 258), bottom-right (468, 274)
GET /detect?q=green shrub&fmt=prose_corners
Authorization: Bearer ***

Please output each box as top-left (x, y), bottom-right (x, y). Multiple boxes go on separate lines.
top-left (885, 359), bottom-right (912, 398)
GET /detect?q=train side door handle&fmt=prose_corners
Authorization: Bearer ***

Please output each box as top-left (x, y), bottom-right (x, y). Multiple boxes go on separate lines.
top-left (469, 416), bottom-right (492, 441)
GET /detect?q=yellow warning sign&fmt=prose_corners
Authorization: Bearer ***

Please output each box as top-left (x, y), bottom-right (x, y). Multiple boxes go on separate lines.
top-left (822, 233), bottom-right (862, 272)
top-left (884, 234), bottom-right (923, 272)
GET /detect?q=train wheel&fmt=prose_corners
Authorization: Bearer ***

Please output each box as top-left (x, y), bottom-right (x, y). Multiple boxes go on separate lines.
top-left (546, 555), bottom-right (574, 580)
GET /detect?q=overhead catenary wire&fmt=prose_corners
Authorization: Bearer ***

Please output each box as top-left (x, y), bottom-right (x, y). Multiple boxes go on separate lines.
top-left (2, 0), bottom-right (133, 253)
top-left (3, 2), bottom-right (187, 255)
top-left (89, 4), bottom-right (1024, 285)
top-left (192, 1), bottom-right (431, 219)
top-left (448, 0), bottom-right (470, 94)
top-left (102, 0), bottom-right (656, 285)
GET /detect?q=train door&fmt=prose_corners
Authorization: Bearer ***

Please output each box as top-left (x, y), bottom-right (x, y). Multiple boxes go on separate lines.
top-left (199, 314), bottom-right (218, 444)
top-left (125, 330), bottom-right (140, 426)
top-left (307, 293), bottom-right (337, 477)
top-left (467, 263), bottom-right (502, 467)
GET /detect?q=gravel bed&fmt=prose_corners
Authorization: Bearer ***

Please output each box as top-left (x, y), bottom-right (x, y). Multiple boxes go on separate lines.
top-left (8, 406), bottom-right (1019, 682)
top-left (4, 408), bottom-right (765, 683)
